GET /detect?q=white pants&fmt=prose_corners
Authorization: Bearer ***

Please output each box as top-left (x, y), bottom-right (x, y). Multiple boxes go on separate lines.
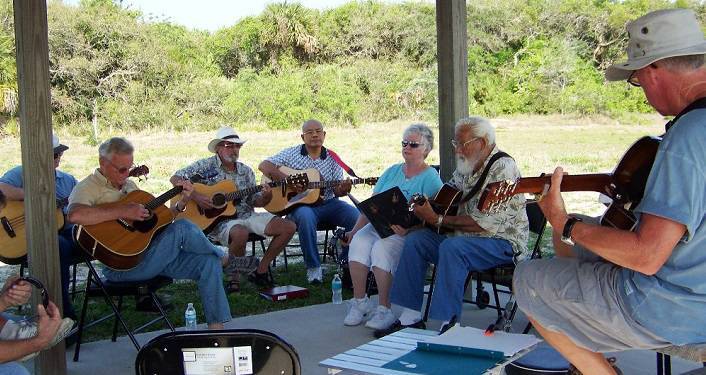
top-left (348, 223), bottom-right (406, 273)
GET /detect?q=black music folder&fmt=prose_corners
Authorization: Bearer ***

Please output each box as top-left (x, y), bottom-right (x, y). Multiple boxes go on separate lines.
top-left (356, 186), bottom-right (420, 238)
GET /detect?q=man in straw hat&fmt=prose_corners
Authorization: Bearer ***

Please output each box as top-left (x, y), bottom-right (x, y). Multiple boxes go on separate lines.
top-left (514, 9), bottom-right (706, 374)
top-left (171, 126), bottom-right (296, 291)
top-left (0, 134), bottom-right (80, 321)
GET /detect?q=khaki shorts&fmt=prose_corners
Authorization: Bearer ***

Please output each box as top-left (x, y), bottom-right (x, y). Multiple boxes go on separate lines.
top-left (211, 212), bottom-right (275, 246)
top-left (513, 247), bottom-right (671, 352)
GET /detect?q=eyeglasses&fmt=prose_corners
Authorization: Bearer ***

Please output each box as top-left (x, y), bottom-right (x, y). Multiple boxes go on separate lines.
top-left (627, 71), bottom-right (640, 87)
top-left (401, 140), bottom-right (422, 149)
top-left (302, 128), bottom-right (324, 136)
top-left (451, 138), bottom-right (479, 149)
top-left (219, 142), bottom-right (242, 149)
top-left (107, 159), bottom-right (134, 174)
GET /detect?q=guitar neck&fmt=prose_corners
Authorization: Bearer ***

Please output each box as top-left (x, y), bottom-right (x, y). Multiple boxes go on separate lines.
top-left (309, 178), bottom-right (369, 189)
top-left (145, 186), bottom-right (184, 210)
top-left (512, 174), bottom-right (612, 195)
top-left (223, 180), bottom-right (284, 201)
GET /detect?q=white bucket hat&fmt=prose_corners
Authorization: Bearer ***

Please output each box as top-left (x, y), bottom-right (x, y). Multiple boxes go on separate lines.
top-left (605, 9), bottom-right (706, 81)
top-left (207, 126), bottom-right (247, 153)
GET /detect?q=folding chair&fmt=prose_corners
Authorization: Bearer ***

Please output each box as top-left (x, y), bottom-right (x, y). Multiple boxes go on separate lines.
top-left (72, 228), bottom-right (175, 361)
top-left (248, 232), bottom-right (277, 267)
top-left (135, 329), bottom-right (301, 375)
top-left (655, 344), bottom-right (706, 375)
top-left (423, 200), bottom-right (547, 331)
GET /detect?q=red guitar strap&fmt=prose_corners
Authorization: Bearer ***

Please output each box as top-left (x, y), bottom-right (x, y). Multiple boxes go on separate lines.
top-left (327, 149), bottom-right (359, 178)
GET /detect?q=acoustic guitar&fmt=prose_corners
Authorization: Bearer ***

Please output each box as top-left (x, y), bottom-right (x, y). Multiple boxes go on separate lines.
top-left (262, 166), bottom-right (378, 215)
top-left (174, 173), bottom-right (307, 232)
top-left (477, 136), bottom-right (661, 231)
top-left (0, 198), bottom-right (67, 264)
top-left (0, 165), bottom-right (149, 265)
top-left (410, 184), bottom-right (464, 234)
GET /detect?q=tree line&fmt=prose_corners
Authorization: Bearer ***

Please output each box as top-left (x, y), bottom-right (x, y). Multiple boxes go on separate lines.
top-left (0, 0), bottom-right (702, 136)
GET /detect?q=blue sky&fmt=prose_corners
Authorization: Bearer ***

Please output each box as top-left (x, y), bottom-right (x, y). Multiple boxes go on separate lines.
top-left (64, 0), bottom-right (419, 32)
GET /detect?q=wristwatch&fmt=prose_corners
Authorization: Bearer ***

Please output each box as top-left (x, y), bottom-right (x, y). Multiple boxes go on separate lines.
top-left (561, 216), bottom-right (582, 246)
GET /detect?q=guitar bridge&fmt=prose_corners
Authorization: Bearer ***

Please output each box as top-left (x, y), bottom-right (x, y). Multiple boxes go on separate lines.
top-left (117, 218), bottom-right (137, 232)
top-left (1, 217), bottom-right (16, 238)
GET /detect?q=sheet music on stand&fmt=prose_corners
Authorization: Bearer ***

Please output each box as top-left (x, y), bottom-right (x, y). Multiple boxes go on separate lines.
top-left (355, 186), bottom-right (420, 238)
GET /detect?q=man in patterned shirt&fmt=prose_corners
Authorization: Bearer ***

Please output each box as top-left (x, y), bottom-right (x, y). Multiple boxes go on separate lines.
top-left (259, 119), bottom-right (359, 284)
top-left (374, 116), bottom-right (529, 337)
top-left (171, 127), bottom-right (296, 288)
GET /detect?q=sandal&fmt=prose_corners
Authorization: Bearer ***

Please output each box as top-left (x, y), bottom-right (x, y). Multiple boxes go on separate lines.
top-left (224, 273), bottom-right (241, 294)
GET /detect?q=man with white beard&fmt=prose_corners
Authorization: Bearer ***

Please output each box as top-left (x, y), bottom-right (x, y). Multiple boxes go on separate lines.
top-left (373, 116), bottom-right (529, 337)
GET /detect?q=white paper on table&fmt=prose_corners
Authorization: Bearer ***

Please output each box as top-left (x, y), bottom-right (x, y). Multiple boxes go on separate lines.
top-left (421, 324), bottom-right (541, 357)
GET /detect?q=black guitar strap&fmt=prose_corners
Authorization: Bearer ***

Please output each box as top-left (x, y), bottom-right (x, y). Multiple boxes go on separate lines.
top-left (459, 151), bottom-right (512, 204)
top-left (664, 96), bottom-right (706, 133)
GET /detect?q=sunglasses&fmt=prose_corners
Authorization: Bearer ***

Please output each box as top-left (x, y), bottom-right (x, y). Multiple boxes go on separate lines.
top-left (53, 153), bottom-right (63, 159)
top-left (401, 140), bottom-right (422, 148)
top-left (220, 142), bottom-right (242, 149)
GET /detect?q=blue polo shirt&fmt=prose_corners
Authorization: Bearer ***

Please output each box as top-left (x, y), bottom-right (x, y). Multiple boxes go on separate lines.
top-left (0, 166), bottom-right (77, 214)
top-left (620, 109), bottom-right (706, 345)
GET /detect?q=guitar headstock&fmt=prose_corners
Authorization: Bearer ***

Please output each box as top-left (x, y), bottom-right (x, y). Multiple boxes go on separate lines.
top-left (285, 173), bottom-right (309, 188)
top-left (363, 177), bottom-right (378, 186)
top-left (129, 165), bottom-right (150, 181)
top-left (409, 193), bottom-right (427, 211)
top-left (477, 179), bottom-right (519, 213)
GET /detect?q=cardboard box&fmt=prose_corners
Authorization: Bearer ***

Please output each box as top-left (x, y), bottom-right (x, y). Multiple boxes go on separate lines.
top-left (259, 285), bottom-right (309, 302)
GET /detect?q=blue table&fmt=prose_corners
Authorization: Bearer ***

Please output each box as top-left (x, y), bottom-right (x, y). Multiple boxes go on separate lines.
top-left (319, 328), bottom-right (529, 375)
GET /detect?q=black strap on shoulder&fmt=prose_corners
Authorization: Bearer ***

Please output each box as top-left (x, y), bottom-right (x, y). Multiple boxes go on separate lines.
top-left (460, 151), bottom-right (511, 204)
top-left (665, 96), bottom-right (706, 132)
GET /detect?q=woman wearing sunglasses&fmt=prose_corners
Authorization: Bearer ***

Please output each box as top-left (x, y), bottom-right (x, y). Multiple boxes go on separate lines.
top-left (342, 123), bottom-right (443, 330)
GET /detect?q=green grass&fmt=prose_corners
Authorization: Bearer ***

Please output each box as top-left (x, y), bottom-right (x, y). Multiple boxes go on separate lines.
top-left (72, 261), bottom-right (353, 343)
top-left (0, 115), bottom-right (668, 342)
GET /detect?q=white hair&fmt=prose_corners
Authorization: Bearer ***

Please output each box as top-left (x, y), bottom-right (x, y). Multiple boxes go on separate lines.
top-left (455, 116), bottom-right (495, 145)
top-left (99, 137), bottom-right (134, 160)
top-left (403, 123), bottom-right (434, 155)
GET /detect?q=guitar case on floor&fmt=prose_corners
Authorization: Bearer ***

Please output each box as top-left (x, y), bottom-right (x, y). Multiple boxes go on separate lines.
top-left (505, 341), bottom-right (569, 375)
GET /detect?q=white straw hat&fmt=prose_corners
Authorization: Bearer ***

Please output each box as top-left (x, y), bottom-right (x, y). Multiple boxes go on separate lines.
top-left (207, 126), bottom-right (246, 153)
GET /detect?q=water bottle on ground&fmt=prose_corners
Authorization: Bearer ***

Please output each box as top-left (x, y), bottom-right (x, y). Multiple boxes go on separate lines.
top-left (185, 303), bottom-right (197, 330)
top-left (332, 273), bottom-right (343, 304)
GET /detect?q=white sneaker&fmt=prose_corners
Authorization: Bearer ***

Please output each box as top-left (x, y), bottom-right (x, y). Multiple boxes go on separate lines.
top-left (343, 297), bottom-right (372, 326)
top-left (365, 305), bottom-right (397, 330)
top-left (306, 267), bottom-right (323, 284)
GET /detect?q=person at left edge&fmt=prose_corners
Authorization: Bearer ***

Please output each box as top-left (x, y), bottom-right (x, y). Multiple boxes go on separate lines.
top-left (0, 134), bottom-right (80, 320)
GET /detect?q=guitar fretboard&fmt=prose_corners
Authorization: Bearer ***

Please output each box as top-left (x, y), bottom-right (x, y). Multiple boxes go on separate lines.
top-left (145, 186), bottom-right (184, 211)
top-left (223, 180), bottom-right (285, 201)
top-left (307, 178), bottom-right (372, 189)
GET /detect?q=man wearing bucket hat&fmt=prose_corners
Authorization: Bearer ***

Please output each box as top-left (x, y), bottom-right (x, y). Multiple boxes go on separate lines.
top-left (0, 134), bottom-right (80, 321)
top-left (514, 9), bottom-right (706, 374)
top-left (171, 126), bottom-right (296, 290)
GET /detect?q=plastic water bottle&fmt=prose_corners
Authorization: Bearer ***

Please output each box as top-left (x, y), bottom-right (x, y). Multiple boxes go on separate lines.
top-left (185, 303), bottom-right (197, 330)
top-left (332, 274), bottom-right (343, 304)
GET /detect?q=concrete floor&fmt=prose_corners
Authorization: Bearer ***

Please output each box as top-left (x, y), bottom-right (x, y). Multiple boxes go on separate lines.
top-left (22, 291), bottom-right (705, 375)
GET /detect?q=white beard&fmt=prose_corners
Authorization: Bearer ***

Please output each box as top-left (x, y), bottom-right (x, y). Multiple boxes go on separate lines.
top-left (455, 155), bottom-right (477, 176)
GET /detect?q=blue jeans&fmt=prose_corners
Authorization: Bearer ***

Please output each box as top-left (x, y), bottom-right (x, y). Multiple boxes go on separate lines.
top-left (0, 363), bottom-right (29, 375)
top-left (287, 198), bottom-right (358, 268)
top-left (58, 225), bottom-right (81, 318)
top-left (102, 220), bottom-right (231, 325)
top-left (390, 228), bottom-right (514, 322)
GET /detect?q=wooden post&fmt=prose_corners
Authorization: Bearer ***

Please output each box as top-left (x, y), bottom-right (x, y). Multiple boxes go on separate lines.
top-left (436, 0), bottom-right (468, 181)
top-left (13, 0), bottom-right (67, 373)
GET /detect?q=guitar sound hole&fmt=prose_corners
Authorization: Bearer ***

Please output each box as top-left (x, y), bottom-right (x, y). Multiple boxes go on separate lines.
top-left (132, 212), bottom-right (158, 233)
top-left (212, 193), bottom-right (226, 208)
